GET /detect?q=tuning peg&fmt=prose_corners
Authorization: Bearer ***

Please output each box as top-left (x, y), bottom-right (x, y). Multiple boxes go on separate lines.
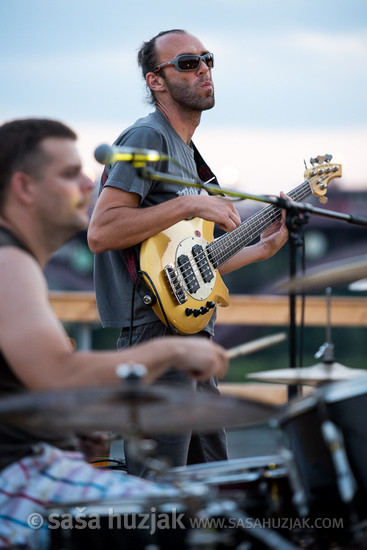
top-left (310, 154), bottom-right (333, 166)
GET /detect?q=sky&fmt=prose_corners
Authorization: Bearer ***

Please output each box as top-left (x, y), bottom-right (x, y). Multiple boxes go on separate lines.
top-left (1, 0), bottom-right (367, 199)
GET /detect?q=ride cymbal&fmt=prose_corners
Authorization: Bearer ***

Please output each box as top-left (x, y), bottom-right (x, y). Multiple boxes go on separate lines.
top-left (247, 362), bottom-right (366, 386)
top-left (278, 255), bottom-right (367, 292)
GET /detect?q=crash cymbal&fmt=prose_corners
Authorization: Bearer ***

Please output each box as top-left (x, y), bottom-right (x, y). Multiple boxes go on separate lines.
top-left (0, 383), bottom-right (277, 436)
top-left (278, 255), bottom-right (367, 292)
top-left (247, 362), bottom-right (367, 386)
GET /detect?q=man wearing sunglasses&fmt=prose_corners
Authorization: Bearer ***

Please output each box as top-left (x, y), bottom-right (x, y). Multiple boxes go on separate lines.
top-left (88, 29), bottom-right (288, 477)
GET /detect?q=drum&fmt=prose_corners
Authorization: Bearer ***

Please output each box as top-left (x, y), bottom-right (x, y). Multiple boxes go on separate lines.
top-left (169, 455), bottom-right (296, 521)
top-left (44, 491), bottom-right (207, 550)
top-left (279, 377), bottom-right (367, 540)
top-left (43, 465), bottom-right (297, 550)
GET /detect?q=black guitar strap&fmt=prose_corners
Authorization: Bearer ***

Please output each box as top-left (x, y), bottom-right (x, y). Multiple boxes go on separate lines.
top-left (192, 142), bottom-right (221, 192)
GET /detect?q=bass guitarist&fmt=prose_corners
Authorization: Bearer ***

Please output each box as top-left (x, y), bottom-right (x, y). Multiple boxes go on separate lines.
top-left (88, 29), bottom-right (289, 476)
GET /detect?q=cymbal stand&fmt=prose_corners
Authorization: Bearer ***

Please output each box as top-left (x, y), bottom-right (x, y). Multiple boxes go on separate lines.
top-left (317, 400), bottom-right (363, 546)
top-left (314, 287), bottom-right (336, 366)
top-left (314, 301), bottom-right (365, 545)
top-left (116, 364), bottom-right (171, 476)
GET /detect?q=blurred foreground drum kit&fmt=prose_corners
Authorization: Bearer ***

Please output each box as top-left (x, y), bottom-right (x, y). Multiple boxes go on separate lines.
top-left (1, 255), bottom-right (367, 549)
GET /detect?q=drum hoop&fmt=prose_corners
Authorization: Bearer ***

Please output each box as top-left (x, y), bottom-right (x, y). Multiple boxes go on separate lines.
top-left (279, 377), bottom-right (367, 425)
top-left (170, 455), bottom-right (284, 477)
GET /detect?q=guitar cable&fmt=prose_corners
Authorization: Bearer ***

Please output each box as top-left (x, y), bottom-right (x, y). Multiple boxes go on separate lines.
top-left (126, 274), bottom-right (176, 347)
top-left (138, 269), bottom-right (177, 335)
top-left (127, 278), bottom-right (137, 347)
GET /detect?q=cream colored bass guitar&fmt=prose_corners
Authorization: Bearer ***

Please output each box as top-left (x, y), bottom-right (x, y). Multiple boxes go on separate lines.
top-left (140, 158), bottom-right (342, 335)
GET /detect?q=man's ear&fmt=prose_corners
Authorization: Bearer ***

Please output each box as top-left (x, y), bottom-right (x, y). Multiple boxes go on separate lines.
top-left (146, 71), bottom-right (167, 95)
top-left (11, 172), bottom-right (37, 205)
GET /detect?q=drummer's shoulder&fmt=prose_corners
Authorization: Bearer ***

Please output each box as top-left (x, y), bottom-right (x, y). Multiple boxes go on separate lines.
top-left (0, 248), bottom-right (46, 292)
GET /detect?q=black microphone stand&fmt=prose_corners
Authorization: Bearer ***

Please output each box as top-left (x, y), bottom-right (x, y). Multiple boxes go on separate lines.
top-left (280, 200), bottom-right (310, 399)
top-left (136, 165), bottom-right (367, 402)
top-left (273, 197), bottom-right (367, 400)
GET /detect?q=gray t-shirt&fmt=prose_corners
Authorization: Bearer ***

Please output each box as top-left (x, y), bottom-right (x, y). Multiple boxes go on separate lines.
top-left (93, 109), bottom-right (218, 334)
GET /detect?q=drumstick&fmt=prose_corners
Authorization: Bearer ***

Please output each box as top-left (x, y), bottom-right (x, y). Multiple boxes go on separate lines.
top-left (226, 332), bottom-right (287, 359)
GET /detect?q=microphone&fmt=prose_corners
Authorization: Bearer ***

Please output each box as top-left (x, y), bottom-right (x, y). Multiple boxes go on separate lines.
top-left (94, 144), bottom-right (163, 165)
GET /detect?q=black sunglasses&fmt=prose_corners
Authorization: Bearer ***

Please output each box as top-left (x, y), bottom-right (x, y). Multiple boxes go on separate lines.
top-left (153, 52), bottom-right (214, 73)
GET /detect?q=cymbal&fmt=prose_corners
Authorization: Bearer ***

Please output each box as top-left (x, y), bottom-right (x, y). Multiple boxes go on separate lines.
top-left (277, 255), bottom-right (367, 292)
top-left (0, 384), bottom-right (277, 436)
top-left (247, 362), bottom-right (367, 386)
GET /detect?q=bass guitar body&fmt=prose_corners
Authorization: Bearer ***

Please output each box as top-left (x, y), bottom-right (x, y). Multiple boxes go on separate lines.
top-left (140, 217), bottom-right (229, 335)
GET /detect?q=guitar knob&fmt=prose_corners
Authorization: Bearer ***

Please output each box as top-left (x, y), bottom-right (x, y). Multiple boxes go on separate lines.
top-left (206, 301), bottom-right (215, 309)
top-left (193, 309), bottom-right (201, 318)
top-left (185, 308), bottom-right (194, 317)
top-left (200, 307), bottom-right (209, 314)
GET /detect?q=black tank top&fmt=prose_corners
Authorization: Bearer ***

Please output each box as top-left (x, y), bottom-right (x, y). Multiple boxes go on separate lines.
top-left (0, 226), bottom-right (76, 471)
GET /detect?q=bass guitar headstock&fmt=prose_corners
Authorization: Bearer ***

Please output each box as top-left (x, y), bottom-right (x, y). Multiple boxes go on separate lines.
top-left (304, 154), bottom-right (342, 204)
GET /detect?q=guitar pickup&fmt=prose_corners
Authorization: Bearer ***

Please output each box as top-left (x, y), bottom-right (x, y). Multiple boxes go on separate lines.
top-left (192, 244), bottom-right (214, 283)
top-left (177, 254), bottom-right (200, 294)
top-left (164, 264), bottom-right (187, 304)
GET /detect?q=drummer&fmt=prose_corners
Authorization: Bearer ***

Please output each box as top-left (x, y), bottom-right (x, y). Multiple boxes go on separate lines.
top-left (0, 118), bottom-right (228, 549)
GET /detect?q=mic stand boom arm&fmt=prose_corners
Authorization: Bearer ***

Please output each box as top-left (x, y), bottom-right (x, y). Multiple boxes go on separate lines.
top-left (137, 166), bottom-right (277, 205)
top-left (138, 165), bottom-right (367, 228)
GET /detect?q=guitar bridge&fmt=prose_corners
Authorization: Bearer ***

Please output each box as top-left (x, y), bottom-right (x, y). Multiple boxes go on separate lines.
top-left (164, 264), bottom-right (188, 305)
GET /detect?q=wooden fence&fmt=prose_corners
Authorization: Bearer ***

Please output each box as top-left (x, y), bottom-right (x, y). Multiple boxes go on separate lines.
top-left (50, 291), bottom-right (367, 326)
top-left (50, 291), bottom-right (367, 349)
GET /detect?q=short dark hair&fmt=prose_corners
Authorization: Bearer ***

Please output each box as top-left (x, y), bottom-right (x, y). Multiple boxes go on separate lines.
top-left (0, 118), bottom-right (76, 210)
top-left (137, 29), bottom-right (187, 105)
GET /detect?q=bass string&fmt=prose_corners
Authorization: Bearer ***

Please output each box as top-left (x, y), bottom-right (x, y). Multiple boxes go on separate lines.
top-left (208, 181), bottom-right (312, 268)
top-left (174, 178), bottom-right (314, 286)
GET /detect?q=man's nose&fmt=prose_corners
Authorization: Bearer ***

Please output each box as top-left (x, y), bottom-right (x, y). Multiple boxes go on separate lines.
top-left (81, 172), bottom-right (95, 191)
top-left (197, 59), bottom-right (210, 74)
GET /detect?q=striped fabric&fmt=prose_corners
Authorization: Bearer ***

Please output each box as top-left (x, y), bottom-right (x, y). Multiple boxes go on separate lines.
top-left (0, 443), bottom-right (178, 549)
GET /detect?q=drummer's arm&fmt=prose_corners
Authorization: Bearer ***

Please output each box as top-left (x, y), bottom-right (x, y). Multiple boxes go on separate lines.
top-left (0, 250), bottom-right (228, 390)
